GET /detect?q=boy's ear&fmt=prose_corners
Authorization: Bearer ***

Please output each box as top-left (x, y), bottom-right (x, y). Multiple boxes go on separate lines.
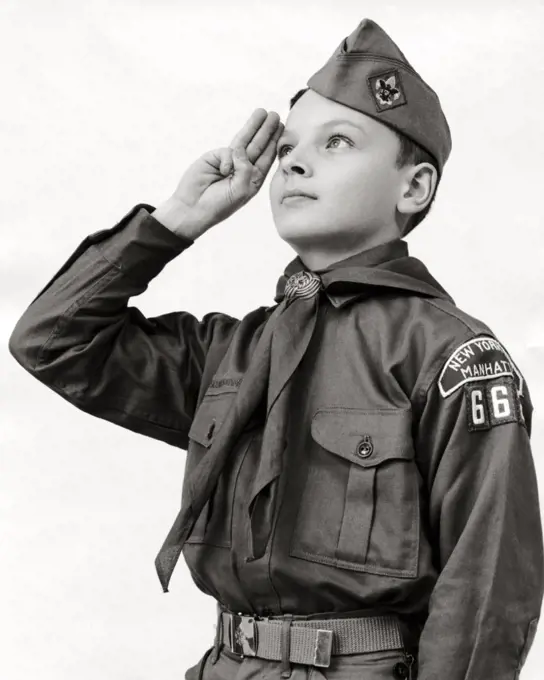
top-left (397, 162), bottom-right (437, 217)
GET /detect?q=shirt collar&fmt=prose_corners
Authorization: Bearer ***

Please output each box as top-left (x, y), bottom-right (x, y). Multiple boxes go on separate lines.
top-left (276, 239), bottom-right (410, 308)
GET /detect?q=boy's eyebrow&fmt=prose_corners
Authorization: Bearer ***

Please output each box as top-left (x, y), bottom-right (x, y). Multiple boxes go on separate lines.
top-left (280, 119), bottom-right (367, 136)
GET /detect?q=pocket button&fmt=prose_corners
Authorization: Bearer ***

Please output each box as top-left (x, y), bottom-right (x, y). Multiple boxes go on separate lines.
top-left (207, 420), bottom-right (216, 440)
top-left (356, 434), bottom-right (374, 458)
top-left (393, 661), bottom-right (410, 679)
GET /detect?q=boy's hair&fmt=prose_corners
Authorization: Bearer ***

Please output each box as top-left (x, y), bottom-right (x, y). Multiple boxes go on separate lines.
top-left (288, 88), bottom-right (440, 236)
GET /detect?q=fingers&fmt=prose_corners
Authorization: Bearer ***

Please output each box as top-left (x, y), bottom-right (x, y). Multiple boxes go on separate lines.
top-left (229, 109), bottom-right (282, 162)
top-left (229, 108), bottom-right (269, 150)
top-left (245, 112), bottom-right (282, 164)
top-left (253, 123), bottom-right (284, 180)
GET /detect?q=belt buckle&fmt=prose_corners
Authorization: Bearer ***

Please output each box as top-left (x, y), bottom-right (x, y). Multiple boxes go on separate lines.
top-left (230, 613), bottom-right (258, 657)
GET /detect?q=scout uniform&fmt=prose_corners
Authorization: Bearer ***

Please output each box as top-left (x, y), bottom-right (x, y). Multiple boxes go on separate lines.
top-left (9, 17), bottom-right (543, 680)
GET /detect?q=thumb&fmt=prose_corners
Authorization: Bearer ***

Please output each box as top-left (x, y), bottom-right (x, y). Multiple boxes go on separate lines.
top-left (219, 147), bottom-right (233, 176)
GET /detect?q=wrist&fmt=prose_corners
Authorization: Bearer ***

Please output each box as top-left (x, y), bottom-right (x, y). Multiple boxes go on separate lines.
top-left (151, 197), bottom-right (202, 240)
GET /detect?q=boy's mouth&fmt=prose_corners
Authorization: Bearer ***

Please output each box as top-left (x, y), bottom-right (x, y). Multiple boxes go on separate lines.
top-left (282, 188), bottom-right (318, 202)
top-left (282, 195), bottom-right (316, 205)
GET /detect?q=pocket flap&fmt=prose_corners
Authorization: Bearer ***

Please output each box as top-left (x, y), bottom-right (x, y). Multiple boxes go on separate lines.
top-left (188, 393), bottom-right (237, 447)
top-left (310, 408), bottom-right (414, 467)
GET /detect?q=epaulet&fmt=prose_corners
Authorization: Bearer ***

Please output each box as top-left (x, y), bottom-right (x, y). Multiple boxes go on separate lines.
top-left (422, 296), bottom-right (494, 338)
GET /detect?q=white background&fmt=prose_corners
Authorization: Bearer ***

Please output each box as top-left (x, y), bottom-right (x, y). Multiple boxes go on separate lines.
top-left (2, 1), bottom-right (544, 678)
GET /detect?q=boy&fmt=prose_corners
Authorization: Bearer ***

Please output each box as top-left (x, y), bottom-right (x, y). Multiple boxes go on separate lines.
top-left (8, 17), bottom-right (543, 680)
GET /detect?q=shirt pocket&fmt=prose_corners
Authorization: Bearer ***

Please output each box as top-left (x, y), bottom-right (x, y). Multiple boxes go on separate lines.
top-left (289, 407), bottom-right (419, 578)
top-left (183, 391), bottom-right (259, 548)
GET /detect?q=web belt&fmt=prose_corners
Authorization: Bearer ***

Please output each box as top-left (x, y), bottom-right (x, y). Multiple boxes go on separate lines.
top-left (212, 605), bottom-right (405, 668)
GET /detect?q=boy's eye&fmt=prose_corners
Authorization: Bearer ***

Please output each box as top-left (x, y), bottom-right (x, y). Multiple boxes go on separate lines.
top-left (277, 134), bottom-right (353, 159)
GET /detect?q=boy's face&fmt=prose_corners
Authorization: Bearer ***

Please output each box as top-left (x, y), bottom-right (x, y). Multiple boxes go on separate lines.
top-left (269, 89), bottom-right (407, 269)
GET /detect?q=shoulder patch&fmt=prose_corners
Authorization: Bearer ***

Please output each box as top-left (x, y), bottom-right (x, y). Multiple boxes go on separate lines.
top-left (438, 336), bottom-right (524, 398)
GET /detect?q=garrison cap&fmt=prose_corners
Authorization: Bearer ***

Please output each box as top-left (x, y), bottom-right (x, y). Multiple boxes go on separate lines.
top-left (306, 18), bottom-right (452, 174)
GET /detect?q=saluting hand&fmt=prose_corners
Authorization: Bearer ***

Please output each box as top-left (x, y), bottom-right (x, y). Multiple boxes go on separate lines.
top-left (155, 109), bottom-right (284, 239)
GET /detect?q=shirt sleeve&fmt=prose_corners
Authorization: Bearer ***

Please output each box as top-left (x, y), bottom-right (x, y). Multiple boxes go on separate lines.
top-left (8, 204), bottom-right (241, 450)
top-left (413, 338), bottom-right (544, 680)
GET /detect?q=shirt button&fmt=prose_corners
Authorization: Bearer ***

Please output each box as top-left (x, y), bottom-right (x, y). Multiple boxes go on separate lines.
top-left (356, 434), bottom-right (374, 458)
top-left (393, 661), bottom-right (410, 679)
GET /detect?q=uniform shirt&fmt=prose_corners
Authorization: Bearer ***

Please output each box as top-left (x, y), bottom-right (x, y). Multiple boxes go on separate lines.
top-left (9, 204), bottom-right (544, 680)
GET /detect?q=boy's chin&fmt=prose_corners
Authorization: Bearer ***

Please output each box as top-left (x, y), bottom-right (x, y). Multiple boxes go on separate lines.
top-left (274, 219), bottom-right (327, 244)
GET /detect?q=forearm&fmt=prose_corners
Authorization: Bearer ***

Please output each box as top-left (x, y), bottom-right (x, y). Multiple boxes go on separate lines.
top-left (8, 204), bottom-right (191, 379)
top-left (8, 203), bottom-right (241, 450)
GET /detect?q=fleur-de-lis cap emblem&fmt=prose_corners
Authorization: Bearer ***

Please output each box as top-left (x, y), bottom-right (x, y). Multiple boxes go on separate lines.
top-left (375, 75), bottom-right (400, 106)
top-left (367, 69), bottom-right (407, 112)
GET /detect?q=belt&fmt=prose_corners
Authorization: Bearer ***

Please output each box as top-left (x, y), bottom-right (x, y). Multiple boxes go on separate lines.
top-left (213, 605), bottom-right (406, 668)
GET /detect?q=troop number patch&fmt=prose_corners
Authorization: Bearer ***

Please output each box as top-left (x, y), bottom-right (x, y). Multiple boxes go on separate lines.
top-left (438, 336), bottom-right (523, 399)
top-left (465, 376), bottom-right (525, 431)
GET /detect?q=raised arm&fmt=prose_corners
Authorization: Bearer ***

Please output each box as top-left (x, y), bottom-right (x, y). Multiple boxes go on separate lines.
top-left (9, 108), bottom-right (284, 449)
top-left (8, 204), bottom-right (241, 449)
